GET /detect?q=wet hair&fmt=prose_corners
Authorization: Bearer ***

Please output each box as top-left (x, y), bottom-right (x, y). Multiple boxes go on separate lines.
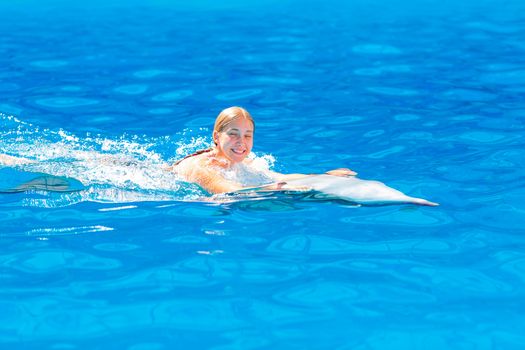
top-left (173, 147), bottom-right (213, 166)
top-left (213, 106), bottom-right (255, 144)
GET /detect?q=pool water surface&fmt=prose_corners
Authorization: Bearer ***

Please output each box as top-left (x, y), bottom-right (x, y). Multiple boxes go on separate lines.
top-left (1, 0), bottom-right (525, 349)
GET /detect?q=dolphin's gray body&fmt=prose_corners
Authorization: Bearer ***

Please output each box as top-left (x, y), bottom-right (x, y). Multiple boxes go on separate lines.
top-left (0, 168), bottom-right (85, 193)
top-left (246, 174), bottom-right (438, 206)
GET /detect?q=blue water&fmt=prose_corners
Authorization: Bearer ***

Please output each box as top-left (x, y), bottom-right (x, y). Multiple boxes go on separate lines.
top-left (1, 0), bottom-right (525, 348)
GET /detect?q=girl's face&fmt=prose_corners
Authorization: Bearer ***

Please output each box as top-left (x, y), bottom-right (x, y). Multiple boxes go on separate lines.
top-left (214, 117), bottom-right (254, 164)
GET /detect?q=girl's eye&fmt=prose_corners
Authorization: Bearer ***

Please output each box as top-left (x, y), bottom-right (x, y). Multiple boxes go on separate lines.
top-left (245, 135), bottom-right (252, 139)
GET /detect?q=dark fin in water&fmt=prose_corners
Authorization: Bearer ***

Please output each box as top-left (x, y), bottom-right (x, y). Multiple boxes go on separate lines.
top-left (0, 169), bottom-right (85, 193)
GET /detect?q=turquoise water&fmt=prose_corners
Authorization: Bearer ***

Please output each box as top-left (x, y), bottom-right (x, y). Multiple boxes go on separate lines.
top-left (1, 0), bottom-right (525, 348)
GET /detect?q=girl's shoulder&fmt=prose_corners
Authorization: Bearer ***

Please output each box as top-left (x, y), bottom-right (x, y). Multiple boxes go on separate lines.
top-left (174, 148), bottom-right (213, 167)
top-left (174, 149), bottom-right (229, 182)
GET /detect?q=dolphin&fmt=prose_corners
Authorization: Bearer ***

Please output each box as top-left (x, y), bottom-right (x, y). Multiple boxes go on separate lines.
top-left (236, 174), bottom-right (438, 206)
top-left (0, 168), bottom-right (85, 193)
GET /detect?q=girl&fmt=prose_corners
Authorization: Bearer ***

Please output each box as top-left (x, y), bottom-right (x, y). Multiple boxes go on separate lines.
top-left (171, 106), bottom-right (356, 194)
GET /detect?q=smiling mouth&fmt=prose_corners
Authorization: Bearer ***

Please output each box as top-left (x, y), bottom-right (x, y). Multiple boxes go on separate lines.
top-left (231, 149), bottom-right (246, 155)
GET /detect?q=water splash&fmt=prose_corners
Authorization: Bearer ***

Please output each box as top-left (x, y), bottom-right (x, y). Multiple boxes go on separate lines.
top-left (0, 113), bottom-right (272, 206)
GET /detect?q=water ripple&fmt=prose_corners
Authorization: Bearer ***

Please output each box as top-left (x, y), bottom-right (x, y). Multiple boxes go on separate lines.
top-left (151, 90), bottom-right (193, 101)
top-left (267, 234), bottom-right (460, 259)
top-left (113, 84), bottom-right (149, 95)
top-left (2, 2), bottom-right (525, 346)
top-left (367, 87), bottom-right (419, 96)
top-left (3, 249), bottom-right (122, 273)
top-left (33, 97), bottom-right (100, 108)
top-left (148, 300), bottom-right (244, 330)
top-left (352, 44), bottom-right (402, 54)
top-left (411, 266), bottom-right (516, 295)
top-left (215, 89), bottom-right (262, 101)
top-left (30, 60), bottom-right (69, 68)
top-left (14, 225), bottom-right (114, 237)
top-left (133, 69), bottom-right (172, 78)
top-left (441, 89), bottom-right (497, 102)
top-left (273, 281), bottom-right (361, 307)
top-left (480, 70), bottom-right (525, 85)
top-left (354, 65), bottom-right (412, 76)
top-left (341, 209), bottom-right (452, 226)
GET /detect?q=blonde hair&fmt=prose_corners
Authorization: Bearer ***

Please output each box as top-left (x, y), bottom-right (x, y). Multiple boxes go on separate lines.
top-left (173, 106), bottom-right (255, 165)
top-left (213, 106), bottom-right (255, 144)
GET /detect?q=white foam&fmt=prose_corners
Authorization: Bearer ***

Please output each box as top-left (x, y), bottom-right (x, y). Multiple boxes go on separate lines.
top-left (219, 153), bottom-right (277, 187)
top-left (0, 113), bottom-right (279, 204)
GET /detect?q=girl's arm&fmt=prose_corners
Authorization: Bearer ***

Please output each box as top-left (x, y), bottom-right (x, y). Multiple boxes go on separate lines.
top-left (325, 168), bottom-right (357, 176)
top-left (267, 168), bottom-right (357, 182)
top-left (183, 165), bottom-right (245, 194)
